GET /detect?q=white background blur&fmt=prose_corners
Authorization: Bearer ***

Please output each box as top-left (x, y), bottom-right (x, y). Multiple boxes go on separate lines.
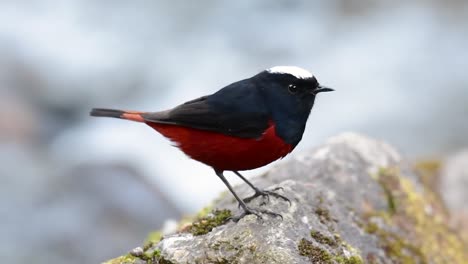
top-left (1, 1), bottom-right (467, 263)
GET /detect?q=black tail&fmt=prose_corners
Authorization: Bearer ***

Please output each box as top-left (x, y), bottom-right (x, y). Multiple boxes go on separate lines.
top-left (90, 108), bottom-right (125, 118)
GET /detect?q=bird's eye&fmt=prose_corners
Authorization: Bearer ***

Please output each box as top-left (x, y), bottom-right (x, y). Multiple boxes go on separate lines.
top-left (288, 84), bottom-right (298, 94)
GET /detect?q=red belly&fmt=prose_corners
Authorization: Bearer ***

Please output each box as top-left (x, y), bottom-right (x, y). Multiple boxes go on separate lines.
top-left (147, 122), bottom-right (293, 171)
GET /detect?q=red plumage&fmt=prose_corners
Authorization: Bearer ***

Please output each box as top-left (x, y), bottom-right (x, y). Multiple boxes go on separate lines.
top-left (90, 110), bottom-right (294, 170)
top-left (147, 122), bottom-right (293, 171)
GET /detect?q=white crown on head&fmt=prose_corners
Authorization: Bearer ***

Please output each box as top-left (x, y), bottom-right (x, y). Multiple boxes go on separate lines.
top-left (266, 66), bottom-right (313, 79)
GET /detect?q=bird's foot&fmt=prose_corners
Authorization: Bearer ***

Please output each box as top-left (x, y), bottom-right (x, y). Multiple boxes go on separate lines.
top-left (229, 206), bottom-right (283, 222)
top-left (243, 187), bottom-right (291, 206)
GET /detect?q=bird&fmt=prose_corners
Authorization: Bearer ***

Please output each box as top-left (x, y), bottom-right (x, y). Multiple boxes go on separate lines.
top-left (90, 66), bottom-right (333, 221)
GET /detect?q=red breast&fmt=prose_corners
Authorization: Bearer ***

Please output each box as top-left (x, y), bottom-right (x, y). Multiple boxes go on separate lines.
top-left (147, 122), bottom-right (293, 171)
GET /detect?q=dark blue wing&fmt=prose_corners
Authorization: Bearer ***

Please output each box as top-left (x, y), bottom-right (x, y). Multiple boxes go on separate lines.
top-left (142, 79), bottom-right (270, 138)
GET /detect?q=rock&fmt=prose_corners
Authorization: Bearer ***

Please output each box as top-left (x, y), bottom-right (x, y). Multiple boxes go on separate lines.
top-left (440, 150), bottom-right (468, 242)
top-left (104, 133), bottom-right (468, 264)
top-left (440, 150), bottom-right (468, 213)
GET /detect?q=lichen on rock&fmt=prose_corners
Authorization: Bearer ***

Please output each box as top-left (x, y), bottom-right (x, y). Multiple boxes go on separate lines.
top-left (360, 166), bottom-right (467, 263)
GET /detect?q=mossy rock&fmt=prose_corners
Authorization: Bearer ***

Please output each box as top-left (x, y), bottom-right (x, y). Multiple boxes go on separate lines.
top-left (104, 133), bottom-right (468, 264)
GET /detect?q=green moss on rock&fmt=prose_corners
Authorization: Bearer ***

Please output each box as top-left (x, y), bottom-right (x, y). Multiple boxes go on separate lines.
top-left (310, 230), bottom-right (337, 247)
top-left (152, 250), bottom-right (174, 264)
top-left (298, 238), bottom-right (333, 263)
top-left (363, 220), bottom-right (425, 264)
top-left (143, 231), bottom-right (162, 251)
top-left (188, 209), bottom-right (232, 236)
top-left (376, 167), bottom-right (398, 214)
top-left (298, 237), bottom-right (362, 264)
top-left (363, 166), bottom-right (468, 263)
top-left (334, 255), bottom-right (363, 264)
top-left (126, 248), bottom-right (174, 264)
top-left (364, 222), bottom-right (378, 234)
top-left (104, 254), bottom-right (137, 264)
top-left (414, 160), bottom-right (441, 191)
top-left (315, 206), bottom-right (334, 224)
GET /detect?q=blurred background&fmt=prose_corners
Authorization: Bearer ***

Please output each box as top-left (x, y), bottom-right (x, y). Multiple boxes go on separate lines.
top-left (1, 0), bottom-right (467, 263)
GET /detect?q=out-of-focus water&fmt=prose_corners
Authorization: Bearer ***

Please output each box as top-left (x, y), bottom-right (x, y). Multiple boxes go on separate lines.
top-left (1, 1), bottom-right (467, 263)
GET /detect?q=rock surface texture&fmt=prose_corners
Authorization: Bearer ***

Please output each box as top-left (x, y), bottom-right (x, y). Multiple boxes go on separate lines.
top-left (105, 133), bottom-right (468, 264)
top-left (440, 150), bottom-right (468, 243)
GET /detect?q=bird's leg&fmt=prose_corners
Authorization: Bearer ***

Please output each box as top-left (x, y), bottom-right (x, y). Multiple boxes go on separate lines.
top-left (233, 171), bottom-right (291, 206)
top-left (215, 170), bottom-right (282, 222)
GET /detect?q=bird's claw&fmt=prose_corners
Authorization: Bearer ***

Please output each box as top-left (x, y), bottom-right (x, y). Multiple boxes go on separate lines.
top-left (242, 188), bottom-right (291, 206)
top-left (229, 206), bottom-right (283, 222)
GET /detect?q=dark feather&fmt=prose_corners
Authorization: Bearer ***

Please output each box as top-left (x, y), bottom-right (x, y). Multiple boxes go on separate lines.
top-left (142, 80), bottom-right (270, 138)
top-left (90, 108), bottom-right (124, 118)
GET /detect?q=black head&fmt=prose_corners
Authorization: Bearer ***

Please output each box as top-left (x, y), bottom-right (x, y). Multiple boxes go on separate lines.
top-left (253, 66), bottom-right (333, 145)
top-left (255, 66), bottom-right (333, 98)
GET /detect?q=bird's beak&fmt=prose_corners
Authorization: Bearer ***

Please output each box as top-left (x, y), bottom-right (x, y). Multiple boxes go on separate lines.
top-left (313, 85), bottom-right (334, 94)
